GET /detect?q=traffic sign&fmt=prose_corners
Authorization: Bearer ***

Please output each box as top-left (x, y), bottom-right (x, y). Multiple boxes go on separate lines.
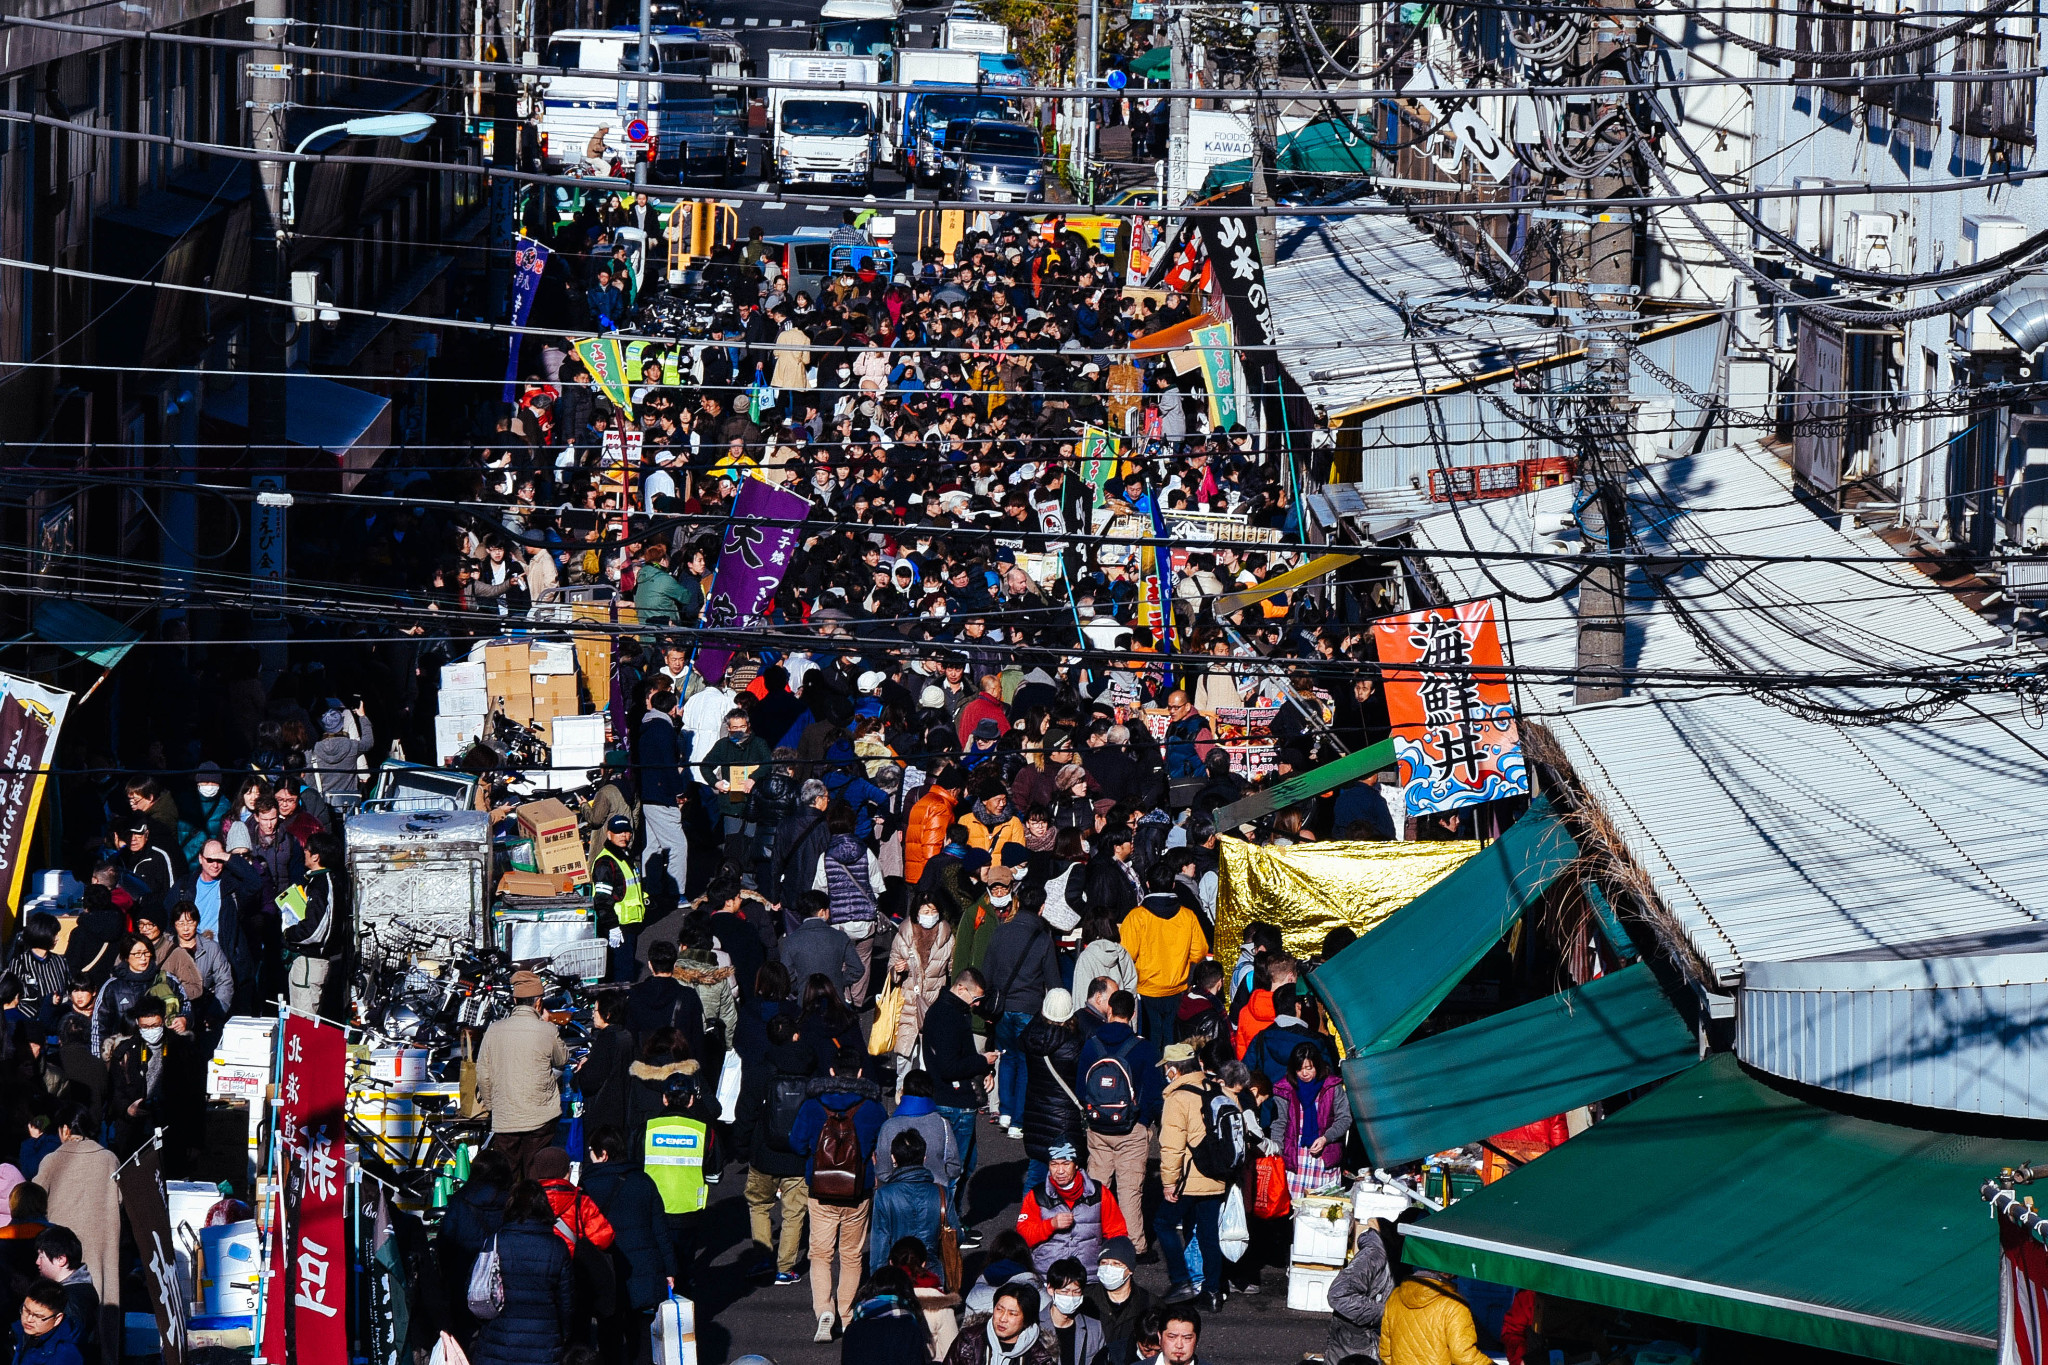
top-left (1106, 69), bottom-right (1128, 90)
top-left (626, 119), bottom-right (650, 143)
top-left (1131, 2), bottom-right (1156, 17)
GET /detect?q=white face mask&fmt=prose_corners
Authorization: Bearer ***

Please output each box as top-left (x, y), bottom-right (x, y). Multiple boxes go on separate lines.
top-left (987, 891), bottom-right (1012, 908)
top-left (918, 911), bottom-right (941, 929)
top-left (139, 1025), bottom-right (165, 1045)
top-left (1052, 1293), bottom-right (1084, 1316)
top-left (1098, 1264), bottom-right (1129, 1291)
top-left (196, 784), bottom-right (219, 800)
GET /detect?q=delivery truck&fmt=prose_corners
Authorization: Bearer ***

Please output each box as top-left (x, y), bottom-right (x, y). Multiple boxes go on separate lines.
top-left (766, 49), bottom-right (886, 190)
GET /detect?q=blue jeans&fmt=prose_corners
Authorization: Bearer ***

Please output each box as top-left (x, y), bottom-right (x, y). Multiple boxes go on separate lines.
top-left (1139, 993), bottom-right (1181, 1043)
top-left (936, 1105), bottom-right (979, 1224)
top-left (1153, 1192), bottom-right (1223, 1291)
top-left (993, 1010), bottom-right (1034, 1123)
top-left (1022, 1158), bottom-right (1048, 1203)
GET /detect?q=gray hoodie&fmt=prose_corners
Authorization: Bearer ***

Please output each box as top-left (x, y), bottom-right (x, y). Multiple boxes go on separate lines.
top-left (311, 713), bottom-right (375, 798)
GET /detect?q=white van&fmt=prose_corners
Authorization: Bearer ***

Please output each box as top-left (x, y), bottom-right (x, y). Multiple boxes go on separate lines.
top-left (538, 26), bottom-right (749, 183)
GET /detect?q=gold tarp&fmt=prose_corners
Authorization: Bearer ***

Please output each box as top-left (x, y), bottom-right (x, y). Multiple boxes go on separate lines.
top-left (1214, 837), bottom-right (1484, 968)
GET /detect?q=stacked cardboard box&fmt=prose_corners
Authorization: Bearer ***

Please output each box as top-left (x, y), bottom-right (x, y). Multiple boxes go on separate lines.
top-left (530, 671), bottom-right (580, 726)
top-left (436, 661), bottom-right (489, 764)
top-left (485, 642), bottom-right (535, 726)
top-left (516, 798), bottom-right (587, 881)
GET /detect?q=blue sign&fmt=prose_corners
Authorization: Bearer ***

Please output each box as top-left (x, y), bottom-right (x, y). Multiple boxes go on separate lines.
top-left (1131, 2), bottom-right (1156, 17)
top-left (626, 118), bottom-right (650, 142)
top-left (1106, 69), bottom-right (1128, 90)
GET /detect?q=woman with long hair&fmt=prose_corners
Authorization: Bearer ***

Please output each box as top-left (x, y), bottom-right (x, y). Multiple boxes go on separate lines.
top-left (1273, 1040), bottom-right (1352, 1198)
top-left (887, 892), bottom-right (956, 1086)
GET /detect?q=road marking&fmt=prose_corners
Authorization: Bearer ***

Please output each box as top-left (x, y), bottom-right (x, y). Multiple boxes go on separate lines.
top-left (719, 15), bottom-right (733, 22)
top-left (768, 17), bottom-right (781, 23)
top-left (805, 203), bottom-right (828, 212)
top-left (763, 201), bottom-right (786, 209)
top-left (755, 181), bottom-right (772, 193)
top-left (744, 16), bottom-right (758, 23)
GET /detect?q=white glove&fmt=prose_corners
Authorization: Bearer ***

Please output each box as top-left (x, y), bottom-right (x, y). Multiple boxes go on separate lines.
top-left (608, 927), bottom-right (624, 948)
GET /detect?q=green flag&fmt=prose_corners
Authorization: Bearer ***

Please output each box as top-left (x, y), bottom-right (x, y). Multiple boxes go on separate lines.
top-left (573, 336), bottom-right (634, 416)
top-left (1191, 322), bottom-right (1239, 430)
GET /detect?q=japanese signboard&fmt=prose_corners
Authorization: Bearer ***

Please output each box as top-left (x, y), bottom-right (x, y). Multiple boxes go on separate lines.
top-left (1373, 600), bottom-right (1528, 816)
top-left (259, 1012), bottom-right (347, 1365)
top-left (695, 478), bottom-right (812, 685)
top-left (572, 336), bottom-right (634, 415)
top-left (1079, 426), bottom-right (1120, 505)
top-left (1190, 322), bottom-right (1240, 430)
top-left (503, 235), bottom-right (552, 401)
top-left (0, 674), bottom-right (69, 921)
top-left (119, 1142), bottom-right (189, 1365)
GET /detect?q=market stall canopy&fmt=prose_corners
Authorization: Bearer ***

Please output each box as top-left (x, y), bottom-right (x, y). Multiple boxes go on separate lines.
top-left (31, 600), bottom-right (141, 671)
top-left (1216, 833), bottom-right (1480, 971)
top-left (1128, 312), bottom-right (1217, 358)
top-left (1309, 796), bottom-right (1577, 1055)
top-left (1129, 45), bottom-right (1172, 79)
top-left (1341, 962), bottom-right (1695, 1168)
top-left (1404, 1053), bottom-right (2047, 1365)
top-left (1199, 116), bottom-right (1375, 198)
top-left (206, 375), bottom-right (393, 491)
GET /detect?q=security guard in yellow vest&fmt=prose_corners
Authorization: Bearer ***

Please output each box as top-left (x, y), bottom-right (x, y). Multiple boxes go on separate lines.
top-left (646, 1073), bottom-right (712, 1278)
top-left (593, 815), bottom-right (646, 983)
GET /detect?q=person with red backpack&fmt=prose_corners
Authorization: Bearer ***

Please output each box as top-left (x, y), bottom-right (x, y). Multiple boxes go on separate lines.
top-left (789, 1041), bottom-right (887, 1344)
top-left (1074, 989), bottom-right (1162, 1257)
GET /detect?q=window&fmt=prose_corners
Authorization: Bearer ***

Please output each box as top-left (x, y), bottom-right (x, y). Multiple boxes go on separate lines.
top-left (1816, 0), bottom-right (1858, 112)
top-left (1958, 31), bottom-right (2037, 144)
top-left (545, 40), bottom-right (582, 70)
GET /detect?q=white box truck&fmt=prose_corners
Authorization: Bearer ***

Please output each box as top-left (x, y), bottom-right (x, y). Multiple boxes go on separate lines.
top-left (767, 49), bottom-right (886, 190)
top-left (816, 0), bottom-right (906, 79)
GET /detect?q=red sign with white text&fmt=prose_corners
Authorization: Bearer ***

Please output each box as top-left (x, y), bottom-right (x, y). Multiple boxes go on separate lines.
top-left (258, 1013), bottom-right (347, 1365)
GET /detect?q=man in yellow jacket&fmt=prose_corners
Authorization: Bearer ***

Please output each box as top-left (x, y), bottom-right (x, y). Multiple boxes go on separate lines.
top-left (1122, 862), bottom-right (1210, 1042)
top-left (1154, 1043), bottom-right (1234, 1311)
top-left (1380, 1267), bottom-right (1493, 1365)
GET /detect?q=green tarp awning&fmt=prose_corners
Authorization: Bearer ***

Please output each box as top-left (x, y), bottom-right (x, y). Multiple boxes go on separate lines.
top-left (32, 600), bottom-right (140, 671)
top-left (1404, 1053), bottom-right (2047, 1365)
top-left (1199, 116), bottom-right (1375, 196)
top-left (1341, 962), bottom-right (1696, 1168)
top-left (1129, 46), bottom-right (1172, 79)
top-left (1308, 795), bottom-right (1577, 1055)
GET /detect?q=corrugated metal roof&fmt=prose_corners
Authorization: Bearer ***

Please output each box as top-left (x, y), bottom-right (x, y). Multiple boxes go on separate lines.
top-left (1411, 441), bottom-right (2008, 713)
top-left (1544, 693), bottom-right (2048, 984)
top-left (1266, 202), bottom-right (1540, 416)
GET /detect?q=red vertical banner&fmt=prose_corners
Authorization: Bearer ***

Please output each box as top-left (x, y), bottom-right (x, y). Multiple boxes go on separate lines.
top-left (258, 1013), bottom-right (347, 1365)
top-left (2001, 1216), bottom-right (2048, 1365)
top-left (1372, 600), bottom-right (1529, 818)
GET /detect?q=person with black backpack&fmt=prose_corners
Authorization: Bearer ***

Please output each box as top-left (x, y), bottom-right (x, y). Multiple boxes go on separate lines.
top-left (789, 1040), bottom-right (887, 1344)
top-left (1153, 1041), bottom-right (1246, 1314)
top-left (743, 1013), bottom-right (816, 1286)
top-left (1075, 989), bottom-right (1162, 1259)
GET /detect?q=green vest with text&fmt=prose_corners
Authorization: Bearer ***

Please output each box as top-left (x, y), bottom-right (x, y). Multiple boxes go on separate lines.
top-left (596, 845), bottom-right (646, 926)
top-left (644, 1115), bottom-right (709, 1214)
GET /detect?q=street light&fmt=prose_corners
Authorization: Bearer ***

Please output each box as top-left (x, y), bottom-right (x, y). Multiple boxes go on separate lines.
top-left (283, 112), bottom-right (437, 232)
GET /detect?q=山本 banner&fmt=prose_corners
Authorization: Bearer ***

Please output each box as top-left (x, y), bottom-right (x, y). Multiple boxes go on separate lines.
top-left (695, 478), bottom-right (812, 685)
top-left (1373, 600), bottom-right (1528, 816)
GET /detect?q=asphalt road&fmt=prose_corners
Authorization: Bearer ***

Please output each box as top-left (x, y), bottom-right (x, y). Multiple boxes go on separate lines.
top-left (687, 1115), bottom-right (1335, 1364)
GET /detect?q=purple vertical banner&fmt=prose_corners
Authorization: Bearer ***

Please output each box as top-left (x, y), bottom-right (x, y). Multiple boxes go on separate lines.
top-left (502, 235), bottom-right (551, 401)
top-left (695, 478), bottom-right (813, 685)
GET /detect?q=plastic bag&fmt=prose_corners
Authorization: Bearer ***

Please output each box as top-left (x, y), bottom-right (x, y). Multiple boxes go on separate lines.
top-left (715, 1050), bottom-right (743, 1124)
top-left (868, 979), bottom-right (905, 1057)
top-left (1217, 1184), bottom-right (1249, 1263)
top-left (429, 1331), bottom-right (472, 1365)
top-left (1252, 1153), bottom-right (1291, 1220)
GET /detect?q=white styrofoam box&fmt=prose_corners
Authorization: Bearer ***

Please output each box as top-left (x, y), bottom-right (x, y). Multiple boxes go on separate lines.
top-left (529, 640), bottom-right (576, 674)
top-left (201, 1222), bottom-right (260, 1317)
top-left (441, 661), bottom-right (486, 690)
top-left (212, 1016), bottom-right (277, 1069)
top-left (1287, 1262), bottom-right (1337, 1314)
top-left (499, 911), bottom-right (596, 964)
top-left (1353, 1181), bottom-right (1413, 1225)
top-left (167, 1180), bottom-right (222, 1303)
top-left (371, 1048), bottom-right (431, 1083)
top-left (439, 687), bottom-right (488, 717)
top-left (206, 1063), bottom-right (268, 1103)
top-left (550, 714), bottom-right (607, 766)
top-left (1291, 1194), bottom-right (1354, 1267)
top-left (436, 714), bottom-right (483, 765)
top-left (652, 1293), bottom-right (698, 1365)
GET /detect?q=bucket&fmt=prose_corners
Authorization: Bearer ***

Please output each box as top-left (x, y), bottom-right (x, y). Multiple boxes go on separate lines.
top-left (200, 1221), bottom-right (260, 1317)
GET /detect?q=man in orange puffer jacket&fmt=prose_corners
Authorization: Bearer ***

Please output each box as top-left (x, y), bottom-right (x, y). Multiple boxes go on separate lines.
top-left (904, 766), bottom-right (967, 887)
top-left (1232, 954), bottom-right (1299, 1058)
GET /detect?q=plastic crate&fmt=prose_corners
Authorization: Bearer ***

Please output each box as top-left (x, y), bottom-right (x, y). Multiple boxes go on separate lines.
top-left (549, 938), bottom-right (608, 983)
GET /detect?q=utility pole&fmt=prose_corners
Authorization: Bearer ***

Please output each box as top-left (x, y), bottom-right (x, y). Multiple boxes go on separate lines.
top-left (634, 0), bottom-right (653, 189)
top-left (1249, 17), bottom-right (1280, 268)
top-left (1168, 3), bottom-right (1189, 204)
top-left (249, 0), bottom-right (291, 684)
top-left (1082, 0), bottom-right (1099, 199)
top-left (1571, 0), bottom-right (1640, 704)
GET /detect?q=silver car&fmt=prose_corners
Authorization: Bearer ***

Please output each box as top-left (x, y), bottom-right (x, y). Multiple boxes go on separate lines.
top-left (941, 120), bottom-right (1047, 204)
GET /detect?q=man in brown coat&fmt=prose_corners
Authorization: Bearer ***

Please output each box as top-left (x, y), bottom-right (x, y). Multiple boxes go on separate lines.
top-left (35, 1103), bottom-right (119, 1365)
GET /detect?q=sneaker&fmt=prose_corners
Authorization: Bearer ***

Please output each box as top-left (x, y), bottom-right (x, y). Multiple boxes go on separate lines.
top-left (1236, 1281), bottom-right (1261, 1296)
top-left (815, 1312), bottom-right (835, 1342)
top-left (775, 1271), bottom-right (802, 1287)
top-left (997, 1113), bottom-right (1013, 1127)
top-left (1007, 1125), bottom-right (1024, 1139)
top-left (958, 1228), bottom-right (985, 1251)
top-left (1163, 1281), bottom-right (1200, 1304)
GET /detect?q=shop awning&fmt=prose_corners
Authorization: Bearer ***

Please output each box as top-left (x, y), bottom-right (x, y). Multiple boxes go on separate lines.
top-left (31, 601), bottom-right (141, 671)
top-left (1404, 1053), bottom-right (2048, 1365)
top-left (1309, 796), bottom-right (1578, 1055)
top-left (1130, 46), bottom-right (1172, 79)
top-left (206, 376), bottom-right (393, 489)
top-left (1200, 116), bottom-right (1376, 197)
top-left (1341, 962), bottom-right (1696, 1168)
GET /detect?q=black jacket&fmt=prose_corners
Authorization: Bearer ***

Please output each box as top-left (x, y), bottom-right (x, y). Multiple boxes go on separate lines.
top-left (919, 989), bottom-right (991, 1111)
top-left (745, 1039), bottom-right (819, 1179)
top-left (577, 1025), bottom-right (638, 1140)
top-left (771, 808), bottom-right (831, 909)
top-left (470, 1218), bottom-right (574, 1365)
top-left (1019, 1017), bottom-right (1087, 1160)
top-left (435, 1180), bottom-right (507, 1331)
top-left (1084, 858), bottom-right (1143, 923)
top-left (978, 911), bottom-right (1060, 1018)
top-left (580, 1163), bottom-right (675, 1311)
top-left (625, 976), bottom-right (703, 1049)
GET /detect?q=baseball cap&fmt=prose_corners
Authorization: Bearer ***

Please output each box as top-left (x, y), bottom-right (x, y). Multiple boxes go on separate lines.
top-left (857, 670), bottom-right (885, 693)
top-left (511, 970), bottom-right (545, 999)
top-left (1159, 1042), bottom-right (1196, 1066)
top-left (606, 815), bottom-right (633, 833)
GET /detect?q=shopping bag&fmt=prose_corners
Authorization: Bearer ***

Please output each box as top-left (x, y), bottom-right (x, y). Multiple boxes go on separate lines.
top-left (1253, 1153), bottom-right (1292, 1220)
top-left (868, 979), bottom-right (905, 1056)
top-left (651, 1289), bottom-right (698, 1365)
top-left (1217, 1184), bottom-right (1250, 1262)
top-left (938, 1193), bottom-right (965, 1293)
top-left (715, 1050), bottom-right (743, 1124)
top-left (429, 1332), bottom-right (472, 1365)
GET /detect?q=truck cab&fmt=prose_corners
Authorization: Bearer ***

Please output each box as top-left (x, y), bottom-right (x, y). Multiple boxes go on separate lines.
top-left (903, 89), bottom-right (1015, 181)
top-left (537, 26), bottom-right (745, 182)
top-left (815, 0), bottom-right (905, 80)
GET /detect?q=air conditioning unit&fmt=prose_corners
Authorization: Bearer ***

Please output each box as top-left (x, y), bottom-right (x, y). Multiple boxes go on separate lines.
top-left (1793, 176), bottom-right (1835, 260)
top-left (2005, 417), bottom-right (2048, 549)
top-left (1753, 186), bottom-right (1789, 253)
top-left (1956, 214), bottom-right (2029, 351)
top-left (1843, 210), bottom-right (1895, 273)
